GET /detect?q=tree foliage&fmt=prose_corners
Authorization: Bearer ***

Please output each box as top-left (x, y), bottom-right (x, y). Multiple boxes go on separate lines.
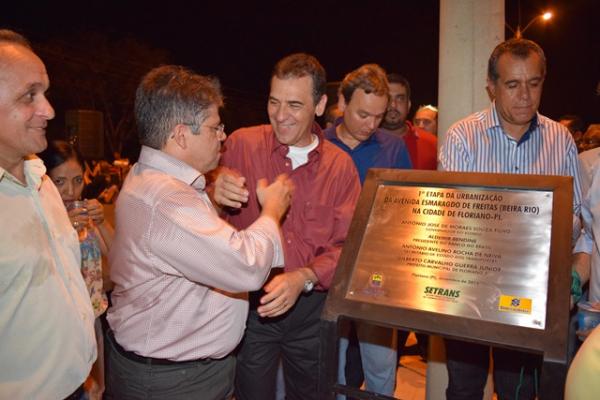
top-left (36, 32), bottom-right (169, 158)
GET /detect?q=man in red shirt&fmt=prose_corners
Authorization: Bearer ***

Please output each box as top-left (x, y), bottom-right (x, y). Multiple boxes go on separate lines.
top-left (214, 53), bottom-right (361, 400)
top-left (381, 73), bottom-right (438, 170)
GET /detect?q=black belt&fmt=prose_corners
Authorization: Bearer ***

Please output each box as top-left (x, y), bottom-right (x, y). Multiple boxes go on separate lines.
top-left (108, 329), bottom-right (208, 366)
top-left (63, 384), bottom-right (84, 400)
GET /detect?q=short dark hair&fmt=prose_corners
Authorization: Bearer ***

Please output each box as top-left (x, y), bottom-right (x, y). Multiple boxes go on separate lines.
top-left (272, 53), bottom-right (326, 105)
top-left (340, 64), bottom-right (389, 103)
top-left (135, 65), bottom-right (223, 150)
top-left (386, 73), bottom-right (411, 100)
top-left (488, 38), bottom-right (546, 82)
top-left (38, 140), bottom-right (84, 173)
top-left (0, 29), bottom-right (31, 49)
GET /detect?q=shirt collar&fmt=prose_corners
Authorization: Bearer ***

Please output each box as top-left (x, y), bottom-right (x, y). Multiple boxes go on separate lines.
top-left (323, 117), bottom-right (343, 143)
top-left (485, 102), bottom-right (540, 146)
top-left (326, 117), bottom-right (380, 149)
top-left (0, 156), bottom-right (46, 190)
top-left (403, 120), bottom-right (420, 138)
top-left (270, 122), bottom-right (325, 157)
top-left (137, 145), bottom-right (205, 189)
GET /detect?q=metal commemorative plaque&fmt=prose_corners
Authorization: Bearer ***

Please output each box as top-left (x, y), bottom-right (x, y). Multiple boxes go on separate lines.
top-left (344, 184), bottom-right (553, 330)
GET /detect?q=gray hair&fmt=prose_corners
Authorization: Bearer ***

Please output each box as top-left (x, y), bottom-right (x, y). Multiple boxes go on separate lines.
top-left (488, 38), bottom-right (546, 82)
top-left (416, 104), bottom-right (438, 114)
top-left (135, 65), bottom-right (223, 149)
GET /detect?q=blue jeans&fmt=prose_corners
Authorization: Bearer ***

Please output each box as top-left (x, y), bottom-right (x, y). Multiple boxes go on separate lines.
top-left (337, 322), bottom-right (396, 399)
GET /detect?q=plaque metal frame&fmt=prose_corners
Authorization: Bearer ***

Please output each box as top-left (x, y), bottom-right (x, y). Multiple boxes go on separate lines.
top-left (319, 169), bottom-right (573, 400)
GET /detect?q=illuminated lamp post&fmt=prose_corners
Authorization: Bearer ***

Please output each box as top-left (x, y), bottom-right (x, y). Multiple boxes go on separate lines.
top-left (506, 11), bottom-right (553, 39)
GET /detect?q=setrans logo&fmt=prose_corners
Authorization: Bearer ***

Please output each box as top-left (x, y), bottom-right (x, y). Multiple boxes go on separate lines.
top-left (424, 286), bottom-right (461, 299)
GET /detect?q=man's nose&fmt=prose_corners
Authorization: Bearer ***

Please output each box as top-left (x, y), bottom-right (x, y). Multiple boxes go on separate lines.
top-left (367, 116), bottom-right (378, 131)
top-left (37, 95), bottom-right (55, 120)
top-left (274, 105), bottom-right (289, 121)
top-left (519, 86), bottom-right (531, 101)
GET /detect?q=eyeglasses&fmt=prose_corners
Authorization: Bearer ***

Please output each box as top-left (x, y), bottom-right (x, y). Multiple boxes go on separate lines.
top-left (183, 122), bottom-right (225, 136)
top-left (204, 123), bottom-right (225, 136)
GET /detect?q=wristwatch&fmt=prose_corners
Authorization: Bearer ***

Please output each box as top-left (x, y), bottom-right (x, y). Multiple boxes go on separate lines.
top-left (303, 279), bottom-right (314, 293)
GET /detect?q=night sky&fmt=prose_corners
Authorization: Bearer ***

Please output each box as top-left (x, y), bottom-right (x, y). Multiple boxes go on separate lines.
top-left (3, 0), bottom-right (599, 137)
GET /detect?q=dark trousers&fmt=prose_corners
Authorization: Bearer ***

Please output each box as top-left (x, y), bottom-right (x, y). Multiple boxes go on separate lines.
top-left (445, 339), bottom-right (542, 400)
top-left (344, 323), bottom-right (364, 388)
top-left (397, 330), bottom-right (429, 360)
top-left (104, 330), bottom-right (235, 400)
top-left (235, 290), bottom-right (327, 400)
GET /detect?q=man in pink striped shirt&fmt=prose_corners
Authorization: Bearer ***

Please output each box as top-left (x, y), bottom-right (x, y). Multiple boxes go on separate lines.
top-left (105, 65), bottom-right (294, 400)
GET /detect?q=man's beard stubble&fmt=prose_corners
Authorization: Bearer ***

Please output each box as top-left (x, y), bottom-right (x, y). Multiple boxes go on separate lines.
top-left (381, 112), bottom-right (405, 130)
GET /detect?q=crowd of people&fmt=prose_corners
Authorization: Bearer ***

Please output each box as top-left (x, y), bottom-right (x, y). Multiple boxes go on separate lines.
top-left (0, 27), bottom-right (598, 400)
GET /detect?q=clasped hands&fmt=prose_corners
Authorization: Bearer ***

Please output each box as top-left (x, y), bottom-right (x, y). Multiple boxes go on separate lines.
top-left (212, 167), bottom-right (294, 222)
top-left (213, 168), bottom-right (313, 317)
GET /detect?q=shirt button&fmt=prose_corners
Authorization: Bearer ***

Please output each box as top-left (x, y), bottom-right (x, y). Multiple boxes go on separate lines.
top-left (285, 162), bottom-right (290, 167)
top-left (287, 239), bottom-right (292, 244)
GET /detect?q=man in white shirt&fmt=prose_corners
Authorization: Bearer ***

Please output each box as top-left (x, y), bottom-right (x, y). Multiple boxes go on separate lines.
top-left (440, 37), bottom-right (581, 400)
top-left (0, 29), bottom-right (96, 399)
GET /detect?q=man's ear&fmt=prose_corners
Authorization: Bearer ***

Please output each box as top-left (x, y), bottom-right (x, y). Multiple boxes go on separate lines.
top-left (170, 124), bottom-right (188, 149)
top-left (486, 78), bottom-right (496, 100)
top-left (315, 94), bottom-right (328, 117)
top-left (337, 94), bottom-right (348, 114)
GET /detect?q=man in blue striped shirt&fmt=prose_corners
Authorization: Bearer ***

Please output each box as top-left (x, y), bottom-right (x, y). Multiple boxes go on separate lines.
top-left (439, 38), bottom-right (582, 400)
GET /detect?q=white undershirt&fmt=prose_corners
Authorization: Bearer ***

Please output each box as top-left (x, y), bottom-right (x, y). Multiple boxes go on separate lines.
top-left (287, 134), bottom-right (319, 169)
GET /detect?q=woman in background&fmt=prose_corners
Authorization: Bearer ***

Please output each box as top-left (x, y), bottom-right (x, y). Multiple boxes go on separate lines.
top-left (39, 140), bottom-right (113, 400)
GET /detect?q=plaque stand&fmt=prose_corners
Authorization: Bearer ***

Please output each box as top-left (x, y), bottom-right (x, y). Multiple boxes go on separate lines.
top-left (319, 169), bottom-right (573, 400)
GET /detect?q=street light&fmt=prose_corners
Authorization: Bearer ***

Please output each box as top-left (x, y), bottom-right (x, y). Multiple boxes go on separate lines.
top-left (506, 11), bottom-right (553, 39)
